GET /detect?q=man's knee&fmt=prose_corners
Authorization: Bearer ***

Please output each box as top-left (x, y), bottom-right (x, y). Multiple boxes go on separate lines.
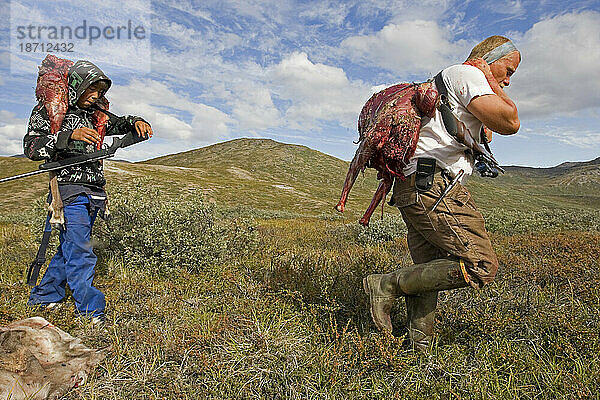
top-left (464, 257), bottom-right (499, 289)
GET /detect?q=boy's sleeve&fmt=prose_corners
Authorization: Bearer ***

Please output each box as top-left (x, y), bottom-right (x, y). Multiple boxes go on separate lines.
top-left (23, 104), bottom-right (73, 161)
top-left (105, 113), bottom-right (149, 136)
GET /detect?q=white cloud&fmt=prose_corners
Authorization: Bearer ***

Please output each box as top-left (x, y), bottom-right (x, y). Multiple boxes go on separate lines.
top-left (268, 52), bottom-right (372, 129)
top-left (298, 1), bottom-right (349, 26)
top-left (353, 0), bottom-right (452, 23)
top-left (228, 81), bottom-right (281, 131)
top-left (10, 0), bottom-right (152, 73)
top-left (511, 11), bottom-right (600, 117)
top-left (157, 0), bottom-right (215, 24)
top-left (0, 111), bottom-right (27, 155)
top-left (0, 110), bottom-right (22, 125)
top-left (115, 139), bottom-right (194, 161)
top-left (0, 125), bottom-right (25, 155)
top-left (487, 0), bottom-right (524, 17)
top-left (527, 126), bottom-right (600, 148)
top-left (340, 20), bottom-right (469, 76)
top-left (107, 79), bottom-right (233, 144)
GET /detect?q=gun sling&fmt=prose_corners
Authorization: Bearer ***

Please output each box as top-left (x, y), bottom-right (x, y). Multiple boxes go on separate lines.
top-left (27, 212), bottom-right (52, 286)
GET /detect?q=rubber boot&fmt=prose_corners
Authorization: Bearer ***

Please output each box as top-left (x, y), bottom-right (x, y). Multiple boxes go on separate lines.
top-left (363, 259), bottom-right (467, 332)
top-left (406, 292), bottom-right (438, 351)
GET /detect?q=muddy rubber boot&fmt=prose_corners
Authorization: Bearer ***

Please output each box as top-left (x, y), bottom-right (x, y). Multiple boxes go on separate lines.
top-left (406, 292), bottom-right (438, 352)
top-left (362, 272), bottom-right (398, 332)
top-left (364, 259), bottom-right (468, 333)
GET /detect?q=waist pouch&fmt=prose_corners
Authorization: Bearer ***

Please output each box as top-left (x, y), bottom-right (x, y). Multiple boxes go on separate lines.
top-left (415, 158), bottom-right (437, 192)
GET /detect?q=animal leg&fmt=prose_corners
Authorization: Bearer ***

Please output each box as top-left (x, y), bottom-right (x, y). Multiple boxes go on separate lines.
top-left (358, 173), bottom-right (393, 226)
top-left (335, 139), bottom-right (374, 212)
top-left (48, 172), bottom-right (65, 230)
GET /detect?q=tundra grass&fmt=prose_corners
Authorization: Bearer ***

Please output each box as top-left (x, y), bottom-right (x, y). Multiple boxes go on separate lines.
top-left (1, 196), bottom-right (599, 399)
top-left (1, 144), bottom-right (599, 399)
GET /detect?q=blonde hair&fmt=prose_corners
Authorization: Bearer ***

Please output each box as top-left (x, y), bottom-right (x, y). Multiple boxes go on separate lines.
top-left (466, 36), bottom-right (512, 61)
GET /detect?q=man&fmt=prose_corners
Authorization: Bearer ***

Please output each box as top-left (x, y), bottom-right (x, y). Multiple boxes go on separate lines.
top-left (363, 36), bottom-right (520, 350)
top-left (24, 60), bottom-right (152, 323)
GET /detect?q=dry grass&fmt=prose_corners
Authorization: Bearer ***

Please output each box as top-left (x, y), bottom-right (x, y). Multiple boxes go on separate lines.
top-left (1, 144), bottom-right (599, 399)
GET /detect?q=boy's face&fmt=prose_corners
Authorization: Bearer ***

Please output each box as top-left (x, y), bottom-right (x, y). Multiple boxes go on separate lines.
top-left (77, 81), bottom-right (106, 108)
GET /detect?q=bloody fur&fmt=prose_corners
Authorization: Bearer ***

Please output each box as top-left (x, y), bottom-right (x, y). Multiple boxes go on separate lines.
top-left (35, 54), bottom-right (110, 149)
top-left (335, 81), bottom-right (438, 226)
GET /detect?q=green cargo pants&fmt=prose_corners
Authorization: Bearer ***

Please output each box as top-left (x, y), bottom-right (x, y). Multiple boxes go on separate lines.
top-left (392, 172), bottom-right (499, 289)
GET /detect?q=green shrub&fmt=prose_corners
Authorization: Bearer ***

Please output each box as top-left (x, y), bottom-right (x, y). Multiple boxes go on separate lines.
top-left (96, 180), bottom-right (257, 275)
top-left (483, 208), bottom-right (600, 235)
top-left (344, 215), bottom-right (407, 245)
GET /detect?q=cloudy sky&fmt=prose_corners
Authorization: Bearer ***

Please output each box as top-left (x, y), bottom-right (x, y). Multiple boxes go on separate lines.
top-left (1, 0), bottom-right (599, 167)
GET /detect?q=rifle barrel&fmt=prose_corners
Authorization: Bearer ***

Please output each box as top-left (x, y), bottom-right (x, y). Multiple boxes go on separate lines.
top-left (0, 153), bottom-right (116, 184)
top-left (0, 169), bottom-right (47, 183)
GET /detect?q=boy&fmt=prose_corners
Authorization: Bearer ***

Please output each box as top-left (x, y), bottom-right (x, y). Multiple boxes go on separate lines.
top-left (24, 59), bottom-right (152, 322)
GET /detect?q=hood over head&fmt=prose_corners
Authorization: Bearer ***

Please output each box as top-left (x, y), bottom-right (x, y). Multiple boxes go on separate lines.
top-left (68, 60), bottom-right (112, 107)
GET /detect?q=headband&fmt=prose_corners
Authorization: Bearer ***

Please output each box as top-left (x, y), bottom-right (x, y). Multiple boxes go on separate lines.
top-left (482, 41), bottom-right (518, 64)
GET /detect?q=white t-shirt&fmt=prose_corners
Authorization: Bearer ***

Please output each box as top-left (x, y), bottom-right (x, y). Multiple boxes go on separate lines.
top-left (403, 64), bottom-right (495, 182)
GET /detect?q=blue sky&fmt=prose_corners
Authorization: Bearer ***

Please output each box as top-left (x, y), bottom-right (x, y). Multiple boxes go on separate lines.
top-left (1, 0), bottom-right (599, 167)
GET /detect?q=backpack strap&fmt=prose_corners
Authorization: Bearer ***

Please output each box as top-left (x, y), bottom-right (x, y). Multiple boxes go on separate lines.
top-left (434, 71), bottom-right (459, 138)
top-left (436, 70), bottom-right (493, 147)
top-left (434, 71), bottom-right (448, 100)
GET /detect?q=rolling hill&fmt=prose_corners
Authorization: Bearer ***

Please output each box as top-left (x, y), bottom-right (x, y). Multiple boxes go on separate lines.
top-left (0, 138), bottom-right (598, 216)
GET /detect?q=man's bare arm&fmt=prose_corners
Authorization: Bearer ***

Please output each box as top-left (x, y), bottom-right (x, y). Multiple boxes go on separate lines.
top-left (468, 94), bottom-right (519, 135)
top-left (464, 57), bottom-right (520, 135)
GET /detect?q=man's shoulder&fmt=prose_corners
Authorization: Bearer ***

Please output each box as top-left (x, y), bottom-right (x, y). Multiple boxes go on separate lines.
top-left (441, 64), bottom-right (492, 100)
top-left (442, 64), bottom-right (486, 82)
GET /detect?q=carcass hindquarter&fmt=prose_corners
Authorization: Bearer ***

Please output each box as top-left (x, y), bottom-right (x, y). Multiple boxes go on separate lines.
top-left (36, 54), bottom-right (73, 135)
top-left (335, 82), bottom-right (437, 225)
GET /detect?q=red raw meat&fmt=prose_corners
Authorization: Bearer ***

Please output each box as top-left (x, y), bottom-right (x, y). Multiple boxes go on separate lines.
top-left (35, 55), bottom-right (110, 149)
top-left (335, 81), bottom-right (438, 225)
top-left (36, 54), bottom-right (73, 135)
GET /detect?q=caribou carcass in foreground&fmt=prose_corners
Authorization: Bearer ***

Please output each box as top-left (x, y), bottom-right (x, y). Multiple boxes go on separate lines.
top-left (335, 81), bottom-right (438, 225)
top-left (0, 317), bottom-right (106, 400)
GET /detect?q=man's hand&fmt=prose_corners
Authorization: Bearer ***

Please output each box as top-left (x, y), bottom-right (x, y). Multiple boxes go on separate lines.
top-left (71, 127), bottom-right (101, 145)
top-left (135, 120), bottom-right (153, 138)
top-left (464, 56), bottom-right (520, 135)
top-left (463, 57), bottom-right (503, 96)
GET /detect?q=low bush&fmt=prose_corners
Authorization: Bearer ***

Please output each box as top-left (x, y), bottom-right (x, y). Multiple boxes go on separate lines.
top-left (483, 207), bottom-right (600, 235)
top-left (96, 180), bottom-right (257, 275)
top-left (338, 214), bottom-right (407, 245)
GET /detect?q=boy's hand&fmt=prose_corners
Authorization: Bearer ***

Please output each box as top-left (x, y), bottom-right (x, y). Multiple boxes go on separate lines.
top-left (71, 127), bottom-right (101, 145)
top-left (135, 121), bottom-right (153, 138)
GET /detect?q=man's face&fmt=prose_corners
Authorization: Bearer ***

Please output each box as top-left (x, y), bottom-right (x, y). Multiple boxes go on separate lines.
top-left (77, 81), bottom-right (106, 108)
top-left (490, 50), bottom-right (521, 88)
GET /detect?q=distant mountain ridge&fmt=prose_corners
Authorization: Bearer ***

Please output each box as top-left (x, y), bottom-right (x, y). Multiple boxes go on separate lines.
top-left (1, 138), bottom-right (598, 214)
top-left (503, 156), bottom-right (600, 177)
top-left (145, 137), bottom-right (599, 176)
top-left (6, 139), bottom-right (598, 174)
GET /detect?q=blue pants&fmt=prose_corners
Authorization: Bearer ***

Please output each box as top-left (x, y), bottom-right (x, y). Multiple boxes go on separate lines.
top-left (28, 194), bottom-right (105, 318)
